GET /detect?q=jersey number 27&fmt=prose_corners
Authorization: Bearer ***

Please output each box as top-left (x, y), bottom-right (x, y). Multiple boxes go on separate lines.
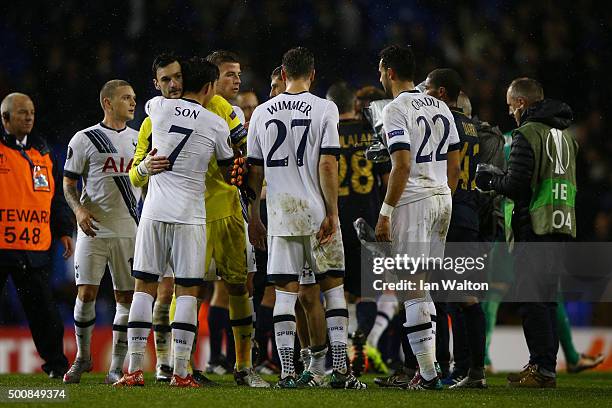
top-left (265, 119), bottom-right (311, 167)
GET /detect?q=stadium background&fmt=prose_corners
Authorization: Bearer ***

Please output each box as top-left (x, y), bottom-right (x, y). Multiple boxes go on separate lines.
top-left (1, 0), bottom-right (611, 373)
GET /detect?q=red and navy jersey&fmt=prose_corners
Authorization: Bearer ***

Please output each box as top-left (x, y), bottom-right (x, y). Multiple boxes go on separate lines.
top-left (449, 107), bottom-right (480, 232)
top-left (338, 119), bottom-right (390, 248)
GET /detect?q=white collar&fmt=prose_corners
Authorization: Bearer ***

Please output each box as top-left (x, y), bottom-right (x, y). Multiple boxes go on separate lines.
top-left (17, 135), bottom-right (27, 147)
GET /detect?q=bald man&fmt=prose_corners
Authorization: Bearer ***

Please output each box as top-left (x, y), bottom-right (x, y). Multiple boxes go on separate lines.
top-left (0, 93), bottom-right (75, 378)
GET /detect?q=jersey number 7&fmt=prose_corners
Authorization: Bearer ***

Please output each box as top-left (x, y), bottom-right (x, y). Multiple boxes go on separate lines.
top-left (167, 125), bottom-right (194, 171)
top-left (265, 119), bottom-right (311, 167)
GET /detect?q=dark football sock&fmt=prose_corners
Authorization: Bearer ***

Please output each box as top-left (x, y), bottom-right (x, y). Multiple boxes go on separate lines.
top-left (208, 306), bottom-right (228, 363)
top-left (255, 305), bottom-right (274, 363)
top-left (399, 307), bottom-right (418, 370)
top-left (356, 300), bottom-right (377, 337)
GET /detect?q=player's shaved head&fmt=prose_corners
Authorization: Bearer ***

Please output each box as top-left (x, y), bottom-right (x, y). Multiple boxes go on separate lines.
top-left (282, 47), bottom-right (314, 80)
top-left (508, 77), bottom-right (544, 104)
top-left (379, 45), bottom-right (415, 81)
top-left (99, 79), bottom-right (132, 110)
top-left (181, 57), bottom-right (219, 94)
top-left (326, 82), bottom-right (355, 115)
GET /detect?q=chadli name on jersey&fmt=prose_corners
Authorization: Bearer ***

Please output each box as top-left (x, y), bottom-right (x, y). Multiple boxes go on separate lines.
top-left (411, 96), bottom-right (441, 110)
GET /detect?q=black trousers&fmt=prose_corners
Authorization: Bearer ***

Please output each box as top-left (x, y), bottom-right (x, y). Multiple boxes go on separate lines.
top-left (0, 264), bottom-right (68, 374)
top-left (513, 236), bottom-right (565, 373)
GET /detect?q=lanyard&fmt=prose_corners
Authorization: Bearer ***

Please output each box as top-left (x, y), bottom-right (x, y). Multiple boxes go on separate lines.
top-left (17, 145), bottom-right (36, 170)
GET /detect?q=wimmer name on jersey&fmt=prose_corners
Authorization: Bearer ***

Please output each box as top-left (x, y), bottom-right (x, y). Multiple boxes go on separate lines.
top-left (64, 122), bottom-right (141, 237)
top-left (382, 90), bottom-right (461, 205)
top-left (143, 96), bottom-right (234, 225)
top-left (247, 91), bottom-right (340, 236)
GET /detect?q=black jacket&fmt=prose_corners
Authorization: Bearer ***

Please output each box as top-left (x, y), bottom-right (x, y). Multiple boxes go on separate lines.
top-left (490, 99), bottom-right (573, 241)
top-left (0, 133), bottom-right (75, 268)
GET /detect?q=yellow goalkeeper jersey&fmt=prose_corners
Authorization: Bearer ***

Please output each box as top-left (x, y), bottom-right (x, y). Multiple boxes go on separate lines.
top-left (129, 94), bottom-right (247, 222)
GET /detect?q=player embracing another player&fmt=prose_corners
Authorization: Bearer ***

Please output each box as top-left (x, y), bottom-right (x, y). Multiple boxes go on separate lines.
top-left (115, 58), bottom-right (235, 387)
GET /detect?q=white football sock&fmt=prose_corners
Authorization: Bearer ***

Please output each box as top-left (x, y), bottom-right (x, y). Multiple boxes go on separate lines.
top-left (74, 298), bottom-right (96, 361)
top-left (367, 293), bottom-right (397, 347)
top-left (172, 295), bottom-right (198, 378)
top-left (323, 285), bottom-right (348, 374)
top-left (127, 292), bottom-right (154, 373)
top-left (152, 302), bottom-right (171, 368)
top-left (109, 302), bottom-right (130, 372)
top-left (308, 346), bottom-right (327, 376)
top-left (427, 300), bottom-right (437, 357)
top-left (300, 347), bottom-right (312, 371)
top-left (404, 298), bottom-right (436, 381)
top-left (273, 290), bottom-right (297, 379)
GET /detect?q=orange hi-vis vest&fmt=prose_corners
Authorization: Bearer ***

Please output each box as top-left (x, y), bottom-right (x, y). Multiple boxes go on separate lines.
top-left (0, 140), bottom-right (54, 251)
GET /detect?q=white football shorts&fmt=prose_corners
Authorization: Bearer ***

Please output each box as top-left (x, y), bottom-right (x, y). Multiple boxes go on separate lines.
top-left (267, 228), bottom-right (345, 284)
top-left (391, 193), bottom-right (452, 261)
top-left (133, 218), bottom-right (206, 286)
top-left (73, 234), bottom-right (135, 291)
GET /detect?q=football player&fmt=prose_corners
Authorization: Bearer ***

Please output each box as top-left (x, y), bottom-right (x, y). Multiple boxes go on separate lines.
top-left (63, 80), bottom-right (140, 384)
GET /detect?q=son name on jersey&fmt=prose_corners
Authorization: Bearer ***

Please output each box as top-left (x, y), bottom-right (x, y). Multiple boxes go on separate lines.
top-left (174, 106), bottom-right (200, 119)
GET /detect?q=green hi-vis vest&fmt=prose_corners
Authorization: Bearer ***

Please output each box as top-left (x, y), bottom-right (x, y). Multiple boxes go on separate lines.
top-left (516, 122), bottom-right (578, 237)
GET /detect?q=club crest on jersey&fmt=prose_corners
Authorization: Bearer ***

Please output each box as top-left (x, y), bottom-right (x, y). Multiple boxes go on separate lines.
top-left (102, 156), bottom-right (133, 173)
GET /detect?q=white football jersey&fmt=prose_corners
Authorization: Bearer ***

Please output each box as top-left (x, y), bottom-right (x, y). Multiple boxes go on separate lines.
top-left (382, 90), bottom-right (461, 205)
top-left (64, 123), bottom-right (141, 238)
top-left (247, 91), bottom-right (340, 236)
top-left (142, 96), bottom-right (234, 224)
top-left (233, 105), bottom-right (246, 124)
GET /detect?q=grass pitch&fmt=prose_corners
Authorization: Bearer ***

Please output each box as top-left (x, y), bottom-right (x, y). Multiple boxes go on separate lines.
top-left (1, 372), bottom-right (611, 407)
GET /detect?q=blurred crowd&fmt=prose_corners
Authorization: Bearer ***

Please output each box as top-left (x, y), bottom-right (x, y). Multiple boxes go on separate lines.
top-left (1, 0), bottom-right (610, 324)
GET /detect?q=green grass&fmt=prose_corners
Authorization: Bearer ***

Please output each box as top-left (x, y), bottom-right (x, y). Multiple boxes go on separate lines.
top-left (1, 373), bottom-right (611, 408)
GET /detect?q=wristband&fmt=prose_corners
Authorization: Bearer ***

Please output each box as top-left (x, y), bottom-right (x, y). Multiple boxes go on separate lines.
top-left (136, 160), bottom-right (149, 177)
top-left (380, 202), bottom-right (394, 217)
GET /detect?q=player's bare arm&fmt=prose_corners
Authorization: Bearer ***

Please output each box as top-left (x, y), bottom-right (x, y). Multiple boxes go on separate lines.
top-left (246, 163), bottom-right (266, 250)
top-left (63, 176), bottom-right (99, 237)
top-left (375, 149), bottom-right (410, 242)
top-left (447, 149), bottom-right (460, 195)
top-left (318, 153), bottom-right (339, 245)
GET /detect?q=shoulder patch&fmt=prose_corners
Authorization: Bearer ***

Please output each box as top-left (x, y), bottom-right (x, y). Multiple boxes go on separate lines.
top-left (230, 110), bottom-right (237, 120)
top-left (387, 129), bottom-right (404, 138)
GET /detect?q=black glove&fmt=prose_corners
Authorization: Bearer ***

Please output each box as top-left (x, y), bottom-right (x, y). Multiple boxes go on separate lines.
top-left (475, 163), bottom-right (503, 192)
